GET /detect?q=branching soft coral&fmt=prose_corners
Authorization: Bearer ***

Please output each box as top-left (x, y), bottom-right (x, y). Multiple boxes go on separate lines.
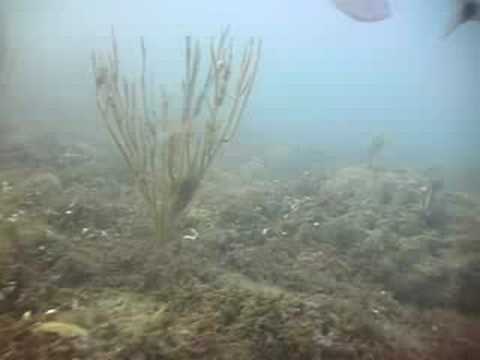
top-left (92, 28), bottom-right (261, 244)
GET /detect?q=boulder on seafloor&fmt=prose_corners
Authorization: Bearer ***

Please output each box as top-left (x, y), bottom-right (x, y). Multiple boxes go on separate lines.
top-left (456, 260), bottom-right (480, 314)
top-left (21, 172), bottom-right (62, 202)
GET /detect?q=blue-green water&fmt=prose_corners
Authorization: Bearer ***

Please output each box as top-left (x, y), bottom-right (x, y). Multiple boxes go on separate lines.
top-left (3, 1), bottom-right (479, 175)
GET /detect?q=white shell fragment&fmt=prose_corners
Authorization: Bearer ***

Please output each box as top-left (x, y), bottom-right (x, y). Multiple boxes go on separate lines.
top-left (22, 311), bottom-right (32, 320)
top-left (183, 228), bottom-right (199, 241)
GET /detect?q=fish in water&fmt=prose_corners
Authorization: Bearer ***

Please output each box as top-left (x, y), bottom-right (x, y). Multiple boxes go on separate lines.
top-left (332, 0), bottom-right (392, 22)
top-left (445, 0), bottom-right (480, 36)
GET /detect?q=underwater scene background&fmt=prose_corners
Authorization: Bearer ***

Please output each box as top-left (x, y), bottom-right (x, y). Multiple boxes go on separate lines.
top-left (1, 0), bottom-right (480, 359)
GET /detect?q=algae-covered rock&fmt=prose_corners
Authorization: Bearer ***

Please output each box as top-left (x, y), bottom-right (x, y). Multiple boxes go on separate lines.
top-left (0, 315), bottom-right (94, 360)
top-left (0, 223), bottom-right (15, 287)
top-left (387, 257), bottom-right (456, 307)
top-left (21, 172), bottom-right (62, 202)
top-left (44, 284), bottom-right (320, 360)
top-left (0, 187), bottom-right (22, 289)
top-left (396, 213), bottom-right (424, 237)
top-left (319, 216), bottom-right (368, 251)
top-left (456, 260), bottom-right (480, 314)
top-left (0, 222), bottom-right (22, 312)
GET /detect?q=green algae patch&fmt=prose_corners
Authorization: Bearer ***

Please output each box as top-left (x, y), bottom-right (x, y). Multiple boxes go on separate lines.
top-left (43, 282), bottom-right (318, 360)
top-left (34, 321), bottom-right (89, 338)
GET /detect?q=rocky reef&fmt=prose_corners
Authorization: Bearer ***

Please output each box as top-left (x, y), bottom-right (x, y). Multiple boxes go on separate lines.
top-left (1, 134), bottom-right (480, 359)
